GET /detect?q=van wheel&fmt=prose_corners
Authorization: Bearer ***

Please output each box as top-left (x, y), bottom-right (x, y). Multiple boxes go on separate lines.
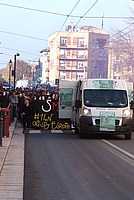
top-left (125, 132), bottom-right (131, 140)
top-left (79, 133), bottom-right (85, 139)
top-left (79, 130), bottom-right (86, 139)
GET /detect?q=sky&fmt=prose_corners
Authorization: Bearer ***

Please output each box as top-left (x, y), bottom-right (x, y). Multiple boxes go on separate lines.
top-left (0, 0), bottom-right (134, 69)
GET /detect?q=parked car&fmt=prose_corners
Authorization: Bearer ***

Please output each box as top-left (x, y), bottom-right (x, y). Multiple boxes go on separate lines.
top-left (3, 83), bottom-right (14, 89)
top-left (2, 78), bottom-right (14, 89)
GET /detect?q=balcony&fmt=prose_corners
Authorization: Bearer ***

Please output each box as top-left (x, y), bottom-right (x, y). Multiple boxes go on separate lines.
top-left (59, 43), bottom-right (67, 48)
top-left (59, 43), bottom-right (87, 50)
top-left (58, 54), bottom-right (87, 61)
top-left (58, 67), bottom-right (84, 73)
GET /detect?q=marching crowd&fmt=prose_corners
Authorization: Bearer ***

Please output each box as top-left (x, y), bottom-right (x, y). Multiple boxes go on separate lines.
top-left (0, 86), bottom-right (59, 133)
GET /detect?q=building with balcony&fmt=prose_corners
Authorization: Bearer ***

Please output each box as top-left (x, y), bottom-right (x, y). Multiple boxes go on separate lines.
top-left (40, 48), bottom-right (50, 83)
top-left (40, 25), bottom-right (109, 85)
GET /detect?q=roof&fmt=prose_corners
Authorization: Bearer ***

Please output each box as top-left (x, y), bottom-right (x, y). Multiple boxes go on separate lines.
top-left (80, 26), bottom-right (108, 35)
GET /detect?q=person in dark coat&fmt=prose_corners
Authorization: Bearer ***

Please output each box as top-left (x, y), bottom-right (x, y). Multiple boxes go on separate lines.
top-left (17, 93), bottom-right (25, 124)
top-left (0, 77), bottom-right (3, 92)
top-left (0, 91), bottom-right (10, 108)
top-left (21, 98), bottom-right (32, 133)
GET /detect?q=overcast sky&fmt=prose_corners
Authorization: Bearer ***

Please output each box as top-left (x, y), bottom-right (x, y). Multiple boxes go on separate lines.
top-left (0, 0), bottom-right (133, 69)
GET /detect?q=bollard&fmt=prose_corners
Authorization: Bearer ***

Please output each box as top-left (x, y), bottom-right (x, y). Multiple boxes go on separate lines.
top-left (6, 109), bottom-right (10, 137)
top-left (1, 108), bottom-right (10, 138)
top-left (0, 115), bottom-right (3, 146)
top-left (10, 107), bottom-right (13, 124)
top-left (3, 112), bottom-right (7, 137)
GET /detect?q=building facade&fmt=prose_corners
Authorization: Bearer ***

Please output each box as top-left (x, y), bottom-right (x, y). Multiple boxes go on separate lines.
top-left (40, 25), bottom-right (109, 85)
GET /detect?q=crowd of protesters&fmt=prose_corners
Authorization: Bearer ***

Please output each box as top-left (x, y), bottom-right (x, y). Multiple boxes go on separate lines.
top-left (0, 84), bottom-right (59, 133)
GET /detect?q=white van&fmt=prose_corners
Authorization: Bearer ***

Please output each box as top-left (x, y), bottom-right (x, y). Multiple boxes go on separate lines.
top-left (73, 79), bottom-right (132, 139)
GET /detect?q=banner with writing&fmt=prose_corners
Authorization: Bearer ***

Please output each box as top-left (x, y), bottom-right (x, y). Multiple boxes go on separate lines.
top-left (31, 99), bottom-right (71, 130)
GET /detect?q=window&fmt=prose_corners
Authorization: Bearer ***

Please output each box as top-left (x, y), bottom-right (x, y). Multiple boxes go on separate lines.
top-left (60, 38), bottom-right (67, 46)
top-left (97, 39), bottom-right (106, 49)
top-left (77, 50), bottom-right (84, 57)
top-left (60, 71), bottom-right (66, 79)
top-left (59, 60), bottom-right (66, 68)
top-left (78, 62), bottom-right (84, 68)
top-left (84, 89), bottom-right (128, 108)
top-left (59, 49), bottom-right (67, 57)
top-left (77, 39), bottom-right (84, 47)
top-left (77, 73), bottom-right (84, 79)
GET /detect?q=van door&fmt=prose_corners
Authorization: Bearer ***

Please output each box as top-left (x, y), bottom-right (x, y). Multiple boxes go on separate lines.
top-left (59, 80), bottom-right (77, 119)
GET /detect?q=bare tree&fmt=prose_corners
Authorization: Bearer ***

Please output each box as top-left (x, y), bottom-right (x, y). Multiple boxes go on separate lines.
top-left (109, 10), bottom-right (134, 81)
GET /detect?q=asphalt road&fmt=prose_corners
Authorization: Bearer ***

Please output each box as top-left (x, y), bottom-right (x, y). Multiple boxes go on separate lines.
top-left (23, 131), bottom-right (134, 200)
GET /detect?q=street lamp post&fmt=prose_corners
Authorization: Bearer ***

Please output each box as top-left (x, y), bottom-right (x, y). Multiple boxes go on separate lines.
top-left (9, 59), bottom-right (12, 90)
top-left (13, 53), bottom-right (20, 89)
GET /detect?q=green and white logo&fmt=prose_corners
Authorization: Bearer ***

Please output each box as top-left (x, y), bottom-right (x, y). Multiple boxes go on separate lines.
top-left (100, 111), bottom-right (115, 131)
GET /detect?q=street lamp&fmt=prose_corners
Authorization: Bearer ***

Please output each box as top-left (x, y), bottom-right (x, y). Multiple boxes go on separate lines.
top-left (13, 53), bottom-right (20, 89)
top-left (9, 59), bottom-right (12, 90)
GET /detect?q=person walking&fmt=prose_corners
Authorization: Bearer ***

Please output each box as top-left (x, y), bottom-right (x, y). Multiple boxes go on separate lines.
top-left (9, 90), bottom-right (18, 121)
top-left (17, 93), bottom-right (25, 124)
top-left (21, 98), bottom-right (32, 133)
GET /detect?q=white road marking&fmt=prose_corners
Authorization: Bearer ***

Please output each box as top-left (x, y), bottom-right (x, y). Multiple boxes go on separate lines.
top-left (29, 130), bottom-right (41, 133)
top-left (51, 130), bottom-right (63, 133)
top-left (102, 139), bottom-right (134, 159)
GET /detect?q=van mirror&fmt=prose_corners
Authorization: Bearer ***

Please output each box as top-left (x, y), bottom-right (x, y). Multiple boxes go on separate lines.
top-left (75, 100), bottom-right (82, 108)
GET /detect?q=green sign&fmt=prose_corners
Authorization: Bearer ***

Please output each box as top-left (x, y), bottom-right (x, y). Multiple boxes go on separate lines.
top-left (94, 80), bottom-right (114, 89)
top-left (60, 88), bottom-right (73, 110)
top-left (100, 111), bottom-right (115, 131)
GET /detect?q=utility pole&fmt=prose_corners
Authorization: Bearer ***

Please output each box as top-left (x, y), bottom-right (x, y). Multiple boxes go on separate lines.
top-left (9, 59), bottom-right (12, 90)
top-left (13, 53), bottom-right (20, 89)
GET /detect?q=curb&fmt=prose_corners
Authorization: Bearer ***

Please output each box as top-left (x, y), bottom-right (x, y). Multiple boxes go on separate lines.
top-left (0, 120), bottom-right (17, 174)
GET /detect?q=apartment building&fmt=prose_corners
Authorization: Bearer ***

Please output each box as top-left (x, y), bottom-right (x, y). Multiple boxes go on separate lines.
top-left (40, 25), bottom-right (109, 85)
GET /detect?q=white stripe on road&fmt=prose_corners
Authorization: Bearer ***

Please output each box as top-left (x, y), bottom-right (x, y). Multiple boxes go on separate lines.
top-left (29, 130), bottom-right (63, 134)
top-left (29, 130), bottom-right (41, 133)
top-left (102, 139), bottom-right (134, 159)
top-left (51, 130), bottom-right (63, 133)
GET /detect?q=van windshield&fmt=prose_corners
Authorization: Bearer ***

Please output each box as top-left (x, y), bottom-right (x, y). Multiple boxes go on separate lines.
top-left (84, 89), bottom-right (128, 108)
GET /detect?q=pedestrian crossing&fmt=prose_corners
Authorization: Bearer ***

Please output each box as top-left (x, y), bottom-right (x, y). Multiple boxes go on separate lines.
top-left (29, 130), bottom-right (41, 133)
top-left (51, 130), bottom-right (63, 134)
top-left (29, 129), bottom-right (73, 134)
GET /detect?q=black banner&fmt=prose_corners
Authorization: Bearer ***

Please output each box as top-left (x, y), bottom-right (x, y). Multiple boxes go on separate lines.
top-left (30, 99), bottom-right (71, 130)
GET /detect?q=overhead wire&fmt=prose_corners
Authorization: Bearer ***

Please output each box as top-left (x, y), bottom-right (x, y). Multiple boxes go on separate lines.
top-left (0, 20), bottom-right (133, 64)
top-left (50, 0), bottom-right (100, 73)
top-left (0, 0), bottom-right (82, 60)
top-left (0, 0), bottom-right (132, 52)
top-left (0, 24), bottom-right (133, 46)
top-left (74, 0), bottom-right (99, 28)
top-left (0, 2), bottom-right (67, 16)
top-left (0, 2), bottom-right (131, 19)
top-left (0, 1), bottom-right (133, 69)
top-left (0, 30), bottom-right (48, 41)
top-left (52, 22), bottom-right (134, 71)
top-left (109, 23), bottom-right (134, 40)
top-left (51, 0), bottom-right (99, 57)
top-left (86, 23), bottom-right (134, 59)
top-left (50, 0), bottom-right (81, 42)
top-left (58, 0), bottom-right (99, 41)
top-left (0, 46), bottom-right (39, 56)
top-left (0, 0), bottom-right (81, 60)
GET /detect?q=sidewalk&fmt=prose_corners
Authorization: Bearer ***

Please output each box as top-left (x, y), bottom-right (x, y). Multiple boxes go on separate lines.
top-left (0, 120), bottom-right (24, 200)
